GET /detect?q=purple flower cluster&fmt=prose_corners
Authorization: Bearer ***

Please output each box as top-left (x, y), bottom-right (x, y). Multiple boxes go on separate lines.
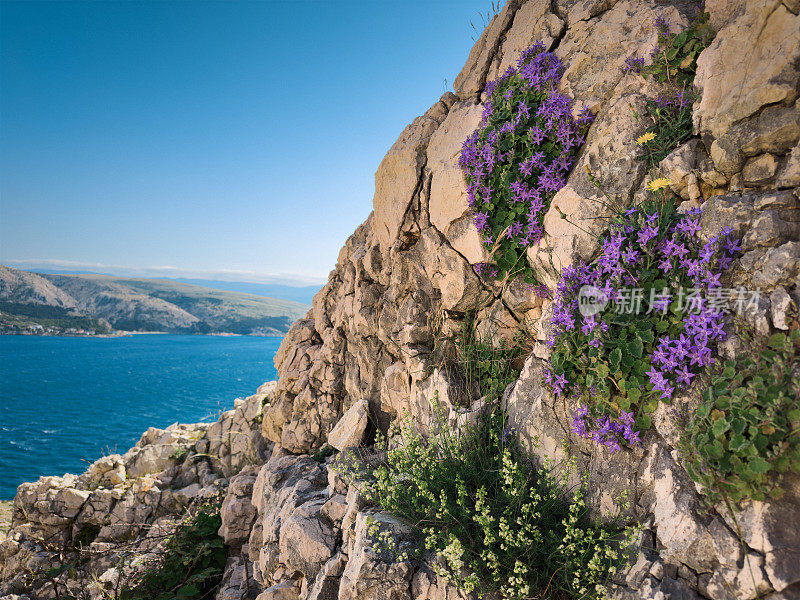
top-left (622, 56), bottom-right (645, 74)
top-left (543, 368), bottom-right (568, 395)
top-left (545, 204), bottom-right (740, 448)
top-left (655, 14), bottom-right (671, 36)
top-left (459, 42), bottom-right (593, 282)
top-left (571, 405), bottom-right (641, 453)
top-left (474, 262), bottom-right (499, 278)
top-left (654, 88), bottom-right (696, 110)
top-left (525, 282), bottom-right (552, 299)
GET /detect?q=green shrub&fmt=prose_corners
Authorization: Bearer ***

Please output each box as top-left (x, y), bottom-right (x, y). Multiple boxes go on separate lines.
top-left (345, 405), bottom-right (637, 600)
top-left (434, 309), bottom-right (528, 404)
top-left (170, 446), bottom-right (189, 463)
top-left (312, 444), bottom-right (336, 463)
top-left (338, 322), bottom-right (639, 600)
top-left (636, 90), bottom-right (696, 168)
top-left (682, 330), bottom-right (800, 505)
top-left (120, 500), bottom-right (226, 600)
top-left (643, 11), bottom-right (713, 88)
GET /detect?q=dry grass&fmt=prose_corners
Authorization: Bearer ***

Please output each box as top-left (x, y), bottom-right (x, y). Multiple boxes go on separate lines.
top-left (0, 500), bottom-right (13, 534)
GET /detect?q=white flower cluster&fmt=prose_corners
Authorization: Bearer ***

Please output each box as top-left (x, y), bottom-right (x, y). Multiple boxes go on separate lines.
top-left (556, 475), bottom-right (642, 599)
top-left (332, 393), bottom-right (641, 600)
top-left (364, 515), bottom-right (414, 563)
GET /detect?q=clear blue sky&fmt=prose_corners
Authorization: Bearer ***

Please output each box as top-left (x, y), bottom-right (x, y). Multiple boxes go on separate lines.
top-left (0, 0), bottom-right (493, 284)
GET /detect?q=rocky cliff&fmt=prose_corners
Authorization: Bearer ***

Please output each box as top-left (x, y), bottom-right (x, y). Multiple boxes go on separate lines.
top-left (2, 1), bottom-right (799, 599)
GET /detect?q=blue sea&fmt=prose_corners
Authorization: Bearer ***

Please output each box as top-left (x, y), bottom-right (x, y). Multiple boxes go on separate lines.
top-left (0, 334), bottom-right (282, 500)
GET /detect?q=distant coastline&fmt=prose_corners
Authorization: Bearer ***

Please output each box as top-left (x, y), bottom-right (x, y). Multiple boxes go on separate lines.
top-left (1, 264), bottom-right (310, 337)
top-left (0, 329), bottom-right (285, 338)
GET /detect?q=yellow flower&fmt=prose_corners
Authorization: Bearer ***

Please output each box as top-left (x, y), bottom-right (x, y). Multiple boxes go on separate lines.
top-left (636, 131), bottom-right (656, 145)
top-left (647, 177), bottom-right (672, 191)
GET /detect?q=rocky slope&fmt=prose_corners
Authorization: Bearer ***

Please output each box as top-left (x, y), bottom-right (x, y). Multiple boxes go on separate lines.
top-left (0, 266), bottom-right (309, 334)
top-left (2, 1), bottom-right (800, 599)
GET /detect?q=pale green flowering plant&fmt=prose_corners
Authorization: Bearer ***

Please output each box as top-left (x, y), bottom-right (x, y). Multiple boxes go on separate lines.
top-left (336, 397), bottom-right (640, 599)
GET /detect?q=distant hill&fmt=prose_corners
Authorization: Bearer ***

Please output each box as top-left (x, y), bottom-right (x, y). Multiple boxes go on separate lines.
top-left (162, 278), bottom-right (321, 305)
top-left (0, 265), bottom-right (310, 335)
top-left (25, 269), bottom-right (323, 305)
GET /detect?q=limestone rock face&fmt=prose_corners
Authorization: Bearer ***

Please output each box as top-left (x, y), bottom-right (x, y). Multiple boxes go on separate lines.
top-left (219, 466), bottom-right (259, 548)
top-left (453, 0), bottom-right (523, 99)
top-left (701, 190), bottom-right (800, 294)
top-left (373, 94), bottom-right (455, 252)
top-left (694, 1), bottom-right (800, 141)
top-left (4, 1), bottom-right (800, 599)
top-left (0, 388), bottom-right (272, 599)
top-left (251, 0), bottom-right (800, 596)
top-left (337, 512), bottom-right (414, 600)
top-left (427, 101), bottom-right (485, 263)
top-left (488, 0), bottom-right (564, 79)
top-left (412, 564), bottom-right (475, 600)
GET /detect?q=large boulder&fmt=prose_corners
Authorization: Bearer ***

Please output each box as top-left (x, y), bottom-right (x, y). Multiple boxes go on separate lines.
top-left (694, 1), bottom-right (800, 141)
top-left (373, 95), bottom-right (455, 252)
top-left (327, 399), bottom-right (369, 451)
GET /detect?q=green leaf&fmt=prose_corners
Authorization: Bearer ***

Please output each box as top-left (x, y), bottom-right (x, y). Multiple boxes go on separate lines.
top-left (712, 419), bottom-right (730, 437)
top-left (731, 418), bottom-right (746, 435)
top-left (729, 434), bottom-right (748, 453)
top-left (749, 457), bottom-right (770, 474)
top-left (769, 488), bottom-right (786, 501)
top-left (753, 434), bottom-right (769, 453)
top-left (609, 348), bottom-right (622, 368)
top-left (695, 402), bottom-right (711, 420)
top-left (628, 387), bottom-right (641, 404)
top-left (177, 585), bottom-right (200, 599)
top-left (768, 333), bottom-right (786, 349)
top-left (596, 363), bottom-right (610, 380)
top-left (628, 337), bottom-right (643, 358)
top-left (672, 31), bottom-right (689, 47)
top-left (714, 396), bottom-right (731, 410)
top-left (705, 440), bottom-right (724, 459)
